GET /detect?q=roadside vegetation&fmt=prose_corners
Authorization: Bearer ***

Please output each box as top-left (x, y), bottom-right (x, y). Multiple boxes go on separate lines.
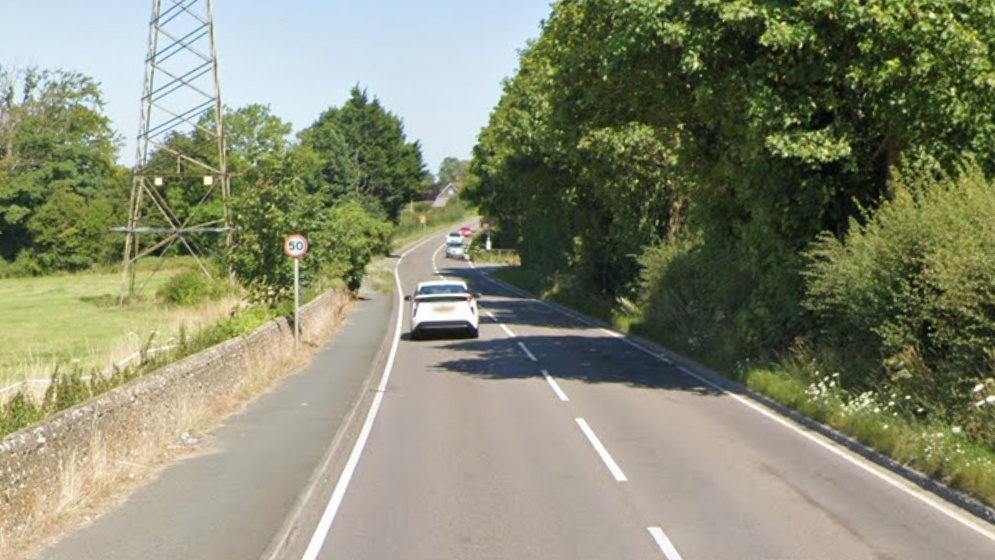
top-left (469, 1), bottom-right (995, 508)
top-left (0, 63), bottom-right (474, 439)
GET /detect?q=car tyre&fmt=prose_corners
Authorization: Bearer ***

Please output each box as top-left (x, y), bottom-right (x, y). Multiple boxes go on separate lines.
top-left (468, 327), bottom-right (479, 339)
top-left (410, 329), bottom-right (421, 341)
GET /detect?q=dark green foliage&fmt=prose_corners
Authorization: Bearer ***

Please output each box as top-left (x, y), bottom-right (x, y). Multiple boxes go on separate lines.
top-left (470, 0), bottom-right (995, 351)
top-left (228, 154), bottom-right (314, 303)
top-left (28, 190), bottom-right (118, 272)
top-left (301, 87), bottom-right (430, 220)
top-left (157, 269), bottom-right (227, 306)
top-left (312, 199), bottom-right (393, 291)
top-left (0, 65), bottom-right (124, 269)
top-left (0, 392), bottom-right (43, 437)
top-left (805, 163), bottom-right (995, 382)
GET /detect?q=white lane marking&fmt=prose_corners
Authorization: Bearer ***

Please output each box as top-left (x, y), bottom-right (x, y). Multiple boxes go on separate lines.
top-left (300, 236), bottom-right (435, 560)
top-left (648, 527), bottom-right (685, 560)
top-left (483, 274), bottom-right (995, 544)
top-left (485, 311), bottom-right (498, 321)
top-left (575, 418), bottom-right (627, 482)
top-left (431, 243), bottom-right (446, 279)
top-left (500, 324), bottom-right (516, 338)
top-left (518, 342), bottom-right (538, 362)
top-left (541, 369), bottom-right (569, 402)
top-left (601, 328), bottom-right (623, 338)
top-left (672, 369), bottom-right (995, 542)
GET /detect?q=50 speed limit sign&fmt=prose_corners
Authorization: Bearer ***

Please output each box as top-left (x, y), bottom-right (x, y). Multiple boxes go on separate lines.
top-left (284, 233), bottom-right (309, 258)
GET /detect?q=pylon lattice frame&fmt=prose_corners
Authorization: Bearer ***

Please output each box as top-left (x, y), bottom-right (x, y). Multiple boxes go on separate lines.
top-left (119, 0), bottom-right (230, 302)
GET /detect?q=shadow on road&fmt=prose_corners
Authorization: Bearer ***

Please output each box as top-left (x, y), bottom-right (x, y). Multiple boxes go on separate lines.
top-left (429, 332), bottom-right (722, 397)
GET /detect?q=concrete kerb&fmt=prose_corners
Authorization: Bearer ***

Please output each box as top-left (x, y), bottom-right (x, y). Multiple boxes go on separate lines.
top-left (478, 270), bottom-right (995, 530)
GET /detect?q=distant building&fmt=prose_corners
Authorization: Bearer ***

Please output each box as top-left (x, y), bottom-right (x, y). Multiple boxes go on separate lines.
top-left (432, 183), bottom-right (460, 208)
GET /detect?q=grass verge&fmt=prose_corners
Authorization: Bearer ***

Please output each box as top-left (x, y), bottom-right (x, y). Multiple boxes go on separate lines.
top-left (0, 258), bottom-right (238, 390)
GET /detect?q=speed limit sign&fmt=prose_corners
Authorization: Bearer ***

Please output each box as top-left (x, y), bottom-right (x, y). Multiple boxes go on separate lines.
top-left (284, 233), bottom-right (309, 258)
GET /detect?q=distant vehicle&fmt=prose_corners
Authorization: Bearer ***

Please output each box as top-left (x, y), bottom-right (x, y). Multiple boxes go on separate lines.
top-left (459, 226), bottom-right (475, 237)
top-left (446, 242), bottom-right (466, 259)
top-left (406, 280), bottom-right (480, 339)
top-left (446, 231), bottom-right (463, 244)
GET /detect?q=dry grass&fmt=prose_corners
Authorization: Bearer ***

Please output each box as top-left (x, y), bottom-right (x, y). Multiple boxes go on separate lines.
top-left (1, 293), bottom-right (353, 560)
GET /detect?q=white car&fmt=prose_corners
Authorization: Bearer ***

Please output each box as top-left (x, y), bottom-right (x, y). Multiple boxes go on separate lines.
top-left (406, 280), bottom-right (480, 339)
top-left (446, 231), bottom-right (463, 244)
top-left (445, 241), bottom-right (466, 259)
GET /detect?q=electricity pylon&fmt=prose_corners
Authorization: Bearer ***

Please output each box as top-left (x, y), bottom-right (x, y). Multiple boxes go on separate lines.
top-left (117, 0), bottom-right (230, 303)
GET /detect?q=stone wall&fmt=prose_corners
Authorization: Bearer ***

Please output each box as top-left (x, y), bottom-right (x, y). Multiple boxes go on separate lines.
top-left (0, 289), bottom-right (351, 534)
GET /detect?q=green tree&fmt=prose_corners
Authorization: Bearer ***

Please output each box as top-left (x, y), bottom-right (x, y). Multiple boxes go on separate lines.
top-left (471, 0), bottom-right (995, 351)
top-left (437, 157), bottom-right (470, 187)
top-left (0, 65), bottom-right (120, 264)
top-left (28, 189), bottom-right (116, 271)
top-left (303, 87), bottom-right (429, 219)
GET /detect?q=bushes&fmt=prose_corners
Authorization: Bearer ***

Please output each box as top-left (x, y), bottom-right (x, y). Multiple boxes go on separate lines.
top-left (804, 163), bottom-right (995, 380)
top-left (157, 269), bottom-right (228, 305)
top-left (637, 233), bottom-right (756, 364)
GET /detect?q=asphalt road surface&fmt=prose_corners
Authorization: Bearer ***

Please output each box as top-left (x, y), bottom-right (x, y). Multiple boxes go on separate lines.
top-left (34, 229), bottom-right (995, 559)
top-left (300, 233), bottom-right (995, 560)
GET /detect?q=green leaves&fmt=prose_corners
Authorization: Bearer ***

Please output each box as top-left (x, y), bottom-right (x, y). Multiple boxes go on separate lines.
top-left (301, 87), bottom-right (429, 221)
top-left (0, 65), bottom-right (119, 265)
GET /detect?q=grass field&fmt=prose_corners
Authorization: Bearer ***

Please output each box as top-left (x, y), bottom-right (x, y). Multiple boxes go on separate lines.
top-left (0, 261), bottom-right (239, 389)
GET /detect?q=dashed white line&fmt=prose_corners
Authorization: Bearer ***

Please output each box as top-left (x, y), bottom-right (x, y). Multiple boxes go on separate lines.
top-left (575, 418), bottom-right (627, 482)
top-left (601, 328), bottom-right (623, 338)
top-left (485, 311), bottom-right (498, 321)
top-left (541, 369), bottom-right (569, 401)
top-left (648, 527), bottom-right (685, 560)
top-left (431, 243), bottom-right (446, 278)
top-left (500, 324), bottom-right (516, 338)
top-left (518, 342), bottom-right (538, 362)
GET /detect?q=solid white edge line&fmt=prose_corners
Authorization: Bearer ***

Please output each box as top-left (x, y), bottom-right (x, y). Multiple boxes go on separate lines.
top-left (673, 368), bottom-right (995, 542)
top-left (601, 328), bottom-right (623, 338)
top-left (648, 527), bottom-right (685, 560)
top-left (299, 235), bottom-right (435, 560)
top-left (500, 324), bottom-right (516, 338)
top-left (484, 272), bottom-right (995, 543)
top-left (518, 342), bottom-right (538, 362)
top-left (575, 418), bottom-right (627, 482)
top-left (541, 369), bottom-right (569, 402)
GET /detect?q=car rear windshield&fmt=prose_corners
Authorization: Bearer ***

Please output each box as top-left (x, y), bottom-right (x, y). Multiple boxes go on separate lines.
top-left (417, 284), bottom-right (466, 295)
top-left (415, 295), bottom-right (469, 303)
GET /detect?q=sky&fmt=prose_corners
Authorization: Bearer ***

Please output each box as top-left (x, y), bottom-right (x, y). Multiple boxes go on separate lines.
top-left (0, 0), bottom-right (552, 176)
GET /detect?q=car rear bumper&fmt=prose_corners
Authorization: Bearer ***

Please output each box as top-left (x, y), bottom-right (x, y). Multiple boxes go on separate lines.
top-left (412, 320), bottom-right (476, 333)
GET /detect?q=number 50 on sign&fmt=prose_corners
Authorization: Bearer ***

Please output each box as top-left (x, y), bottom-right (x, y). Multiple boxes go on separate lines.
top-left (284, 234), bottom-right (309, 258)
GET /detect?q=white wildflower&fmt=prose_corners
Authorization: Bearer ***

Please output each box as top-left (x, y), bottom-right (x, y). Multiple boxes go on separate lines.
top-left (952, 426), bottom-right (963, 435)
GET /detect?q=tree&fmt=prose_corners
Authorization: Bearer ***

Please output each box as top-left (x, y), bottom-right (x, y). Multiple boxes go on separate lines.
top-left (302, 87), bottom-right (429, 220)
top-left (0, 65), bottom-right (120, 264)
top-left (470, 0), bottom-right (995, 349)
top-left (437, 157), bottom-right (470, 187)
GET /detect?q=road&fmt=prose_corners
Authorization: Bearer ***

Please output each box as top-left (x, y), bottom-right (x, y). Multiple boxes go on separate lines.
top-left (33, 229), bottom-right (995, 559)
top-left (301, 233), bottom-right (995, 560)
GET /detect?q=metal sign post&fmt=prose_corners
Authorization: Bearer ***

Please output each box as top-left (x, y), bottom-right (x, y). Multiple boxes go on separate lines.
top-left (284, 233), bottom-right (310, 345)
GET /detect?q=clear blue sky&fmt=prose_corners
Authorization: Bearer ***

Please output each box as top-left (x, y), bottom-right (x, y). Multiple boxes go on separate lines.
top-left (0, 1), bottom-right (551, 176)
